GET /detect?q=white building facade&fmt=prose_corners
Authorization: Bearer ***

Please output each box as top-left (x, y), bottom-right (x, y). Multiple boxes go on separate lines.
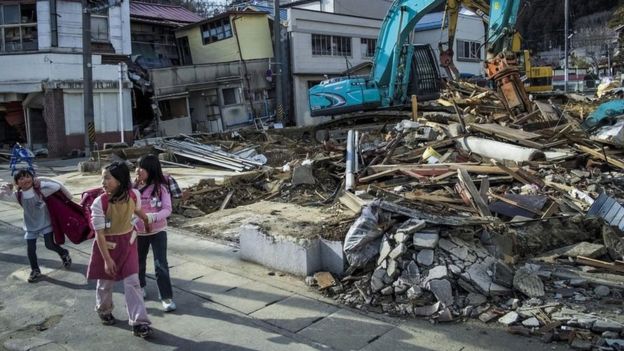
top-left (0, 0), bottom-right (132, 157)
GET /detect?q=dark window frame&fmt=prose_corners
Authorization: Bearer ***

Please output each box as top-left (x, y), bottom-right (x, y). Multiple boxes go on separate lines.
top-left (456, 39), bottom-right (481, 62)
top-left (311, 34), bottom-right (352, 57)
top-left (201, 17), bottom-right (233, 45)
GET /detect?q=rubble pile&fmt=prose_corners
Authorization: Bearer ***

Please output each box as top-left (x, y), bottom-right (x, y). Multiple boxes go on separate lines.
top-left (302, 86), bottom-right (624, 349)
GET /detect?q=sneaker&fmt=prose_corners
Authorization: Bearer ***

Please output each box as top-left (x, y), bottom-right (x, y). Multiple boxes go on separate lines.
top-left (27, 269), bottom-right (41, 283)
top-left (161, 299), bottom-right (176, 312)
top-left (98, 313), bottom-right (116, 326)
top-left (61, 253), bottom-right (72, 269)
top-left (132, 324), bottom-right (153, 338)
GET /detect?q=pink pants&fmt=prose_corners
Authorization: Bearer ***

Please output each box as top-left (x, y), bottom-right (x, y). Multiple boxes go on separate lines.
top-left (95, 273), bottom-right (151, 326)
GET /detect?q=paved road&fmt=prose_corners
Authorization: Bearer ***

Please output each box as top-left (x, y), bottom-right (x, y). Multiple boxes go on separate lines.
top-left (0, 163), bottom-right (565, 350)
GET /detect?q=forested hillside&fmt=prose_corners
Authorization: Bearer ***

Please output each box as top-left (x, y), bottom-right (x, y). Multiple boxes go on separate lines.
top-left (517, 0), bottom-right (623, 52)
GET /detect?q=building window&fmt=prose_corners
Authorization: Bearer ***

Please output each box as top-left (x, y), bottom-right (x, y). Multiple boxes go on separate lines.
top-left (201, 18), bottom-right (232, 45)
top-left (457, 39), bottom-right (481, 61)
top-left (361, 38), bottom-right (376, 58)
top-left (0, 3), bottom-right (38, 53)
top-left (177, 36), bottom-right (192, 65)
top-left (312, 34), bottom-right (352, 57)
top-left (221, 87), bottom-right (240, 106)
top-left (91, 9), bottom-right (109, 42)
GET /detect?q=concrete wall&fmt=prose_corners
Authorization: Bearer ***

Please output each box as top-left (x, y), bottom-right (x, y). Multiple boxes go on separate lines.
top-left (293, 0), bottom-right (392, 19)
top-left (0, 53), bottom-right (125, 90)
top-left (36, 0), bottom-right (131, 54)
top-left (175, 14), bottom-right (272, 64)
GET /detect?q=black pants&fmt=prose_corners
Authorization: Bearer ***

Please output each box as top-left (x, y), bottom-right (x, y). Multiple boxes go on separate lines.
top-left (137, 231), bottom-right (173, 300)
top-left (27, 232), bottom-right (68, 271)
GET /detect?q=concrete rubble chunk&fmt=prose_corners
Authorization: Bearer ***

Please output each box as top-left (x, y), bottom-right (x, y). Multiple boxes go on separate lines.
top-left (594, 285), bottom-right (611, 297)
top-left (413, 232), bottom-right (440, 249)
top-left (403, 261), bottom-right (420, 285)
top-left (427, 279), bottom-right (454, 307)
top-left (466, 292), bottom-right (487, 306)
top-left (570, 339), bottom-right (592, 351)
top-left (413, 301), bottom-right (441, 316)
top-left (371, 268), bottom-right (388, 292)
top-left (592, 319), bottom-right (624, 333)
top-left (538, 241), bottom-right (607, 261)
top-left (605, 339), bottom-right (624, 348)
top-left (407, 286), bottom-right (423, 300)
top-left (423, 265), bottom-right (448, 286)
top-left (498, 311), bottom-right (520, 326)
top-left (397, 219), bottom-right (427, 235)
top-left (416, 249), bottom-right (434, 266)
top-left (602, 225), bottom-right (624, 260)
top-left (513, 269), bottom-right (545, 298)
top-left (377, 237), bottom-right (392, 265)
top-left (394, 231), bottom-right (409, 243)
top-left (522, 317), bottom-right (541, 328)
top-left (380, 286), bottom-right (394, 295)
top-left (387, 259), bottom-right (399, 279)
top-left (448, 264), bottom-right (462, 276)
top-left (389, 243), bottom-right (407, 259)
top-left (291, 164), bottom-right (316, 185)
top-left (492, 261), bottom-right (514, 288)
top-left (462, 262), bottom-right (511, 297)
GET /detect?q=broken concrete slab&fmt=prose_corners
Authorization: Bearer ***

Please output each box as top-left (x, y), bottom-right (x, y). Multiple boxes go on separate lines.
top-left (594, 285), bottom-right (611, 297)
top-left (498, 311), bottom-right (520, 326)
top-left (522, 317), bottom-right (540, 328)
top-left (427, 279), bottom-right (454, 307)
top-left (513, 269), bottom-right (545, 298)
top-left (389, 243), bottom-right (407, 259)
top-left (603, 225), bottom-right (624, 260)
top-left (371, 268), bottom-right (388, 292)
top-left (537, 241), bottom-right (607, 262)
top-left (592, 319), bottom-right (624, 333)
top-left (422, 265), bottom-right (448, 285)
top-left (387, 259), bottom-right (399, 278)
top-left (461, 262), bottom-right (511, 296)
top-left (466, 292), bottom-right (487, 306)
top-left (292, 164), bottom-right (316, 185)
top-left (493, 261), bottom-right (514, 288)
top-left (377, 237), bottom-right (392, 266)
top-left (413, 232), bottom-right (439, 249)
top-left (416, 249), bottom-right (434, 266)
top-left (402, 261), bottom-right (420, 285)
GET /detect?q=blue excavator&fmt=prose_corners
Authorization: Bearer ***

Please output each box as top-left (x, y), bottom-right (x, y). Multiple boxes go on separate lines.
top-left (309, 0), bottom-right (531, 118)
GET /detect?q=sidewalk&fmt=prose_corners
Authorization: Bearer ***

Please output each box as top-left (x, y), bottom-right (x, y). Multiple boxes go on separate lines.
top-left (0, 199), bottom-right (563, 351)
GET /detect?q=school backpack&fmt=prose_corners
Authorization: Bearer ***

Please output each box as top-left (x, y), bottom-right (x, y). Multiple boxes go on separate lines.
top-left (18, 188), bottom-right (90, 245)
top-left (80, 188), bottom-right (137, 240)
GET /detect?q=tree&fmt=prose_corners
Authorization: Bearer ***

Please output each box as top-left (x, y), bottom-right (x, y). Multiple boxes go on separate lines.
top-left (570, 11), bottom-right (619, 75)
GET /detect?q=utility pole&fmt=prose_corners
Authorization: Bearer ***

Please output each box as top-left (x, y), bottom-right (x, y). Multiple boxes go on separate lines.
top-left (273, 0), bottom-right (284, 124)
top-left (564, 0), bottom-right (569, 92)
top-left (82, 0), bottom-right (95, 156)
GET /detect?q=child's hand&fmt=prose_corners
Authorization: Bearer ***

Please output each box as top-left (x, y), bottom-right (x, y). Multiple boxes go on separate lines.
top-left (104, 257), bottom-right (117, 277)
top-left (0, 183), bottom-right (13, 192)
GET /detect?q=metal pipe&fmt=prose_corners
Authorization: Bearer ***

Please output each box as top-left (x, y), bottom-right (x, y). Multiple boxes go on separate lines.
top-left (345, 129), bottom-right (355, 191)
top-left (564, 0), bottom-right (569, 92)
top-left (118, 62), bottom-right (125, 143)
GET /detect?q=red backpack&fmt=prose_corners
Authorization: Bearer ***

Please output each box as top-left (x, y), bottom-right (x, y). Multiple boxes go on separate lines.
top-left (80, 188), bottom-right (137, 240)
top-left (18, 188), bottom-right (91, 245)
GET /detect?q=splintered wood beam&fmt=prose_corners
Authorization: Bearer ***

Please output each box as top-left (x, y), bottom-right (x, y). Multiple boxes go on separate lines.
top-left (457, 168), bottom-right (492, 217)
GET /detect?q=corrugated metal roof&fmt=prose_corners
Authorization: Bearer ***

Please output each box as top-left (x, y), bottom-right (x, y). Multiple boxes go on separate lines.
top-left (587, 193), bottom-right (624, 231)
top-left (130, 1), bottom-right (204, 24)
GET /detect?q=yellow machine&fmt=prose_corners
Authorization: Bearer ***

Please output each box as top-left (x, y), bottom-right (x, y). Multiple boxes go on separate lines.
top-left (512, 34), bottom-right (554, 93)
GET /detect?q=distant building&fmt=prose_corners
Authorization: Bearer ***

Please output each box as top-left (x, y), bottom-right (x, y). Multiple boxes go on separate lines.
top-left (0, 1), bottom-right (132, 157)
top-left (148, 10), bottom-right (275, 134)
top-left (129, 1), bottom-right (203, 68)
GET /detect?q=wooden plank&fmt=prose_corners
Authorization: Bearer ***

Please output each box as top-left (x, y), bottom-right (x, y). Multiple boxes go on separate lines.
top-left (576, 144), bottom-right (624, 170)
top-left (404, 193), bottom-right (464, 204)
top-left (576, 256), bottom-right (624, 274)
top-left (491, 159), bottom-right (532, 185)
top-left (541, 201), bottom-right (559, 219)
top-left (219, 189), bottom-right (235, 211)
top-left (489, 192), bottom-right (544, 216)
top-left (411, 95), bottom-right (418, 121)
top-left (370, 163), bottom-right (517, 175)
top-left (479, 176), bottom-right (489, 201)
top-left (457, 169), bottom-right (492, 217)
top-left (431, 171), bottom-right (456, 182)
top-left (314, 272), bottom-right (337, 290)
top-left (470, 123), bottom-right (542, 140)
top-left (358, 169), bottom-right (398, 183)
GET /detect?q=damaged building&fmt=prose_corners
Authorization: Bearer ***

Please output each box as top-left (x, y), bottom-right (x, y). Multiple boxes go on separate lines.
top-left (148, 9), bottom-right (278, 135)
top-left (0, 0), bottom-right (132, 157)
